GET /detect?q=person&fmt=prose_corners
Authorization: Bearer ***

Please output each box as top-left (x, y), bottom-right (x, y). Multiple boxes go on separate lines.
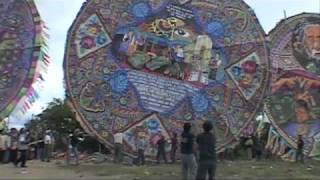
top-left (196, 121), bottom-right (217, 180)
top-left (9, 128), bottom-right (18, 165)
top-left (245, 136), bottom-right (253, 160)
top-left (67, 129), bottom-right (84, 165)
top-left (135, 132), bottom-right (147, 166)
top-left (113, 131), bottom-right (124, 164)
top-left (15, 128), bottom-right (30, 168)
top-left (181, 123), bottom-right (197, 180)
top-left (43, 130), bottom-right (53, 162)
top-left (296, 135), bottom-right (304, 163)
top-left (3, 131), bottom-right (10, 163)
top-left (0, 129), bottom-right (5, 163)
top-left (37, 136), bottom-right (45, 161)
top-left (255, 136), bottom-right (263, 161)
top-left (156, 133), bottom-right (167, 164)
top-left (170, 132), bottom-right (178, 163)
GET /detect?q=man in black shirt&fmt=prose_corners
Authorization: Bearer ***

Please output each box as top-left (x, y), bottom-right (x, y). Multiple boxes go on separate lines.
top-left (67, 129), bottom-right (84, 165)
top-left (181, 123), bottom-right (197, 180)
top-left (196, 121), bottom-right (217, 180)
top-left (156, 133), bottom-right (168, 164)
top-left (296, 135), bottom-right (304, 163)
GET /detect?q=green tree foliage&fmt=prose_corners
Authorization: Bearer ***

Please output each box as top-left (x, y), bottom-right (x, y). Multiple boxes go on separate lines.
top-left (24, 98), bottom-right (110, 153)
top-left (25, 98), bottom-right (81, 137)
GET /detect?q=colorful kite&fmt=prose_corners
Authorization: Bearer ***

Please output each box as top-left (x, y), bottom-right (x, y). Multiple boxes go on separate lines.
top-left (64, 0), bottom-right (270, 158)
top-left (265, 13), bottom-right (320, 159)
top-left (0, 0), bottom-right (49, 119)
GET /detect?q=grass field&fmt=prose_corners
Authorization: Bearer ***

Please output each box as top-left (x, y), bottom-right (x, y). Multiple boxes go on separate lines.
top-left (63, 160), bottom-right (320, 180)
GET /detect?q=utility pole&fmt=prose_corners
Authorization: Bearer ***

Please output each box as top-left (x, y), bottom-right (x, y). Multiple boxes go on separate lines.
top-left (283, 10), bottom-right (287, 19)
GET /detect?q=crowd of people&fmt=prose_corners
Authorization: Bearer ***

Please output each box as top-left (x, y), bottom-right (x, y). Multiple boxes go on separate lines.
top-left (0, 127), bottom-right (85, 168)
top-left (112, 121), bottom-right (217, 180)
top-left (0, 119), bottom-right (305, 180)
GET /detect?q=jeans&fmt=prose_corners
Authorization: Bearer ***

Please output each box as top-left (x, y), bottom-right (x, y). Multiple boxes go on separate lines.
top-left (171, 147), bottom-right (177, 163)
top-left (196, 160), bottom-right (217, 180)
top-left (38, 148), bottom-right (44, 161)
top-left (156, 149), bottom-right (167, 163)
top-left (15, 150), bottom-right (27, 167)
top-left (67, 146), bottom-right (79, 165)
top-left (181, 154), bottom-right (197, 180)
top-left (296, 149), bottom-right (304, 163)
top-left (137, 149), bottom-right (145, 165)
top-left (10, 149), bottom-right (18, 164)
top-left (114, 143), bottom-right (123, 163)
top-left (44, 144), bottom-right (51, 162)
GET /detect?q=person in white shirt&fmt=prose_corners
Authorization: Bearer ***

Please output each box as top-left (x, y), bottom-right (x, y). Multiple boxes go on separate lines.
top-left (44, 130), bottom-right (52, 162)
top-left (113, 132), bottom-right (123, 163)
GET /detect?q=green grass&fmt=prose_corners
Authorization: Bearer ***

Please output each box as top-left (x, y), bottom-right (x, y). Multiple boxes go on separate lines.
top-left (61, 160), bottom-right (320, 180)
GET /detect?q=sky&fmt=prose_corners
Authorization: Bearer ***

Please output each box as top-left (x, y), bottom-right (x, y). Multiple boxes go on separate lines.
top-left (8, 0), bottom-right (320, 127)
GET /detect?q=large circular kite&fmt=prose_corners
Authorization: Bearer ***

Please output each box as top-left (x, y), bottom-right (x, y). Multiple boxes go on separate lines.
top-left (266, 13), bottom-right (320, 158)
top-left (0, 0), bottom-right (48, 118)
top-left (64, 0), bottom-right (269, 157)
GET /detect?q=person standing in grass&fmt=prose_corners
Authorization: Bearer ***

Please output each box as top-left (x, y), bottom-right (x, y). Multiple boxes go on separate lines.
top-left (44, 130), bottom-right (53, 162)
top-left (170, 132), bottom-right (178, 164)
top-left (113, 131), bottom-right (124, 164)
top-left (296, 135), bottom-right (304, 163)
top-left (181, 123), bottom-right (197, 180)
top-left (196, 121), bottom-right (217, 180)
top-left (135, 132), bottom-right (147, 166)
top-left (156, 133), bottom-right (168, 164)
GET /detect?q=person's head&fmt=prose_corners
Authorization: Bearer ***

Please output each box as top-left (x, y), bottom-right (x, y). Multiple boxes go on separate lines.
top-left (295, 100), bottom-right (311, 123)
top-left (19, 128), bottom-right (25, 134)
top-left (202, 121), bottom-right (213, 132)
top-left (298, 134), bottom-right (303, 140)
top-left (183, 123), bottom-right (192, 132)
top-left (304, 24), bottom-right (320, 59)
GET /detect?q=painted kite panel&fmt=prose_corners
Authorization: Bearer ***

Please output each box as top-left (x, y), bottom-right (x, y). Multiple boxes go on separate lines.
top-left (64, 0), bottom-right (270, 158)
top-left (0, 0), bottom-right (47, 118)
top-left (266, 13), bottom-right (320, 158)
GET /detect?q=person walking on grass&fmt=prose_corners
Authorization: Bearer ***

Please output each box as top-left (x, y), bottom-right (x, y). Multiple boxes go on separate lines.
top-left (15, 128), bottom-right (30, 168)
top-left (296, 135), bottom-right (304, 163)
top-left (196, 121), bottom-right (217, 180)
top-left (181, 123), bottom-right (197, 180)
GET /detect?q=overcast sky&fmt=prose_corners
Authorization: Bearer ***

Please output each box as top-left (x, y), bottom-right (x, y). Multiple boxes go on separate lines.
top-left (9, 0), bottom-right (319, 127)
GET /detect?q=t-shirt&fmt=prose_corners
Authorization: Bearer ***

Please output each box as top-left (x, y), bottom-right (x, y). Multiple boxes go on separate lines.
top-left (196, 132), bottom-right (216, 161)
top-left (44, 134), bottom-right (52, 145)
top-left (180, 132), bottom-right (194, 154)
top-left (114, 133), bottom-right (123, 144)
top-left (297, 139), bottom-right (304, 150)
top-left (70, 134), bottom-right (84, 147)
top-left (157, 138), bottom-right (166, 150)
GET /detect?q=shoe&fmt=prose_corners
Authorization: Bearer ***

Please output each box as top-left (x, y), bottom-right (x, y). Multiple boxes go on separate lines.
top-left (21, 165), bottom-right (27, 168)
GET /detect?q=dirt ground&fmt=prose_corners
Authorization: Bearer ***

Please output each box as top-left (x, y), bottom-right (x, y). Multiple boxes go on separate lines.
top-left (1, 159), bottom-right (320, 180)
